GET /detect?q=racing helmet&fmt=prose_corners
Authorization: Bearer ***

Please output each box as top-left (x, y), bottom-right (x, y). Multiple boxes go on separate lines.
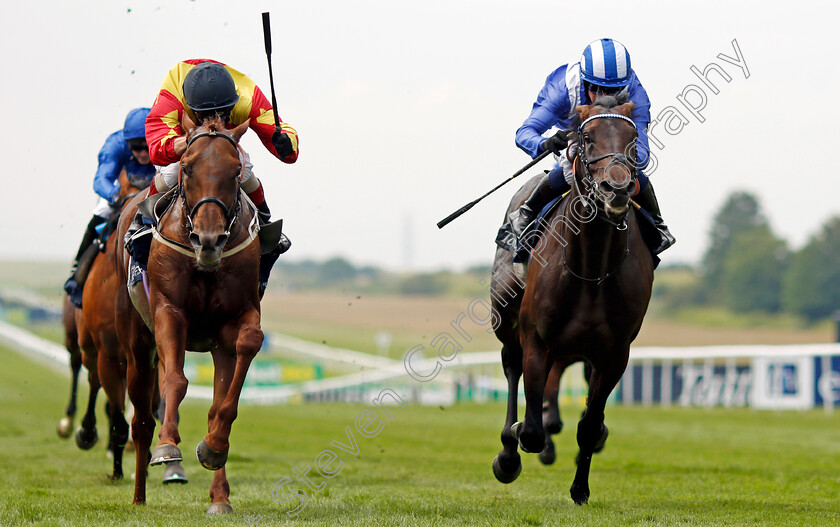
top-left (183, 62), bottom-right (240, 112)
top-left (580, 38), bottom-right (632, 88)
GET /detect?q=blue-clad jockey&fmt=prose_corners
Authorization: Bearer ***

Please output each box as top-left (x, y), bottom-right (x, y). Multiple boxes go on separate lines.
top-left (64, 108), bottom-right (156, 307)
top-left (510, 38), bottom-right (675, 254)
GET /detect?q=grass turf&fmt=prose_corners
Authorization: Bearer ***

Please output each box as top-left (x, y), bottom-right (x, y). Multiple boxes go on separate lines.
top-left (1, 344), bottom-right (839, 526)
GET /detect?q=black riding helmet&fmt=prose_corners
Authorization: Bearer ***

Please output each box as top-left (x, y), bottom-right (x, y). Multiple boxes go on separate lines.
top-left (183, 62), bottom-right (240, 113)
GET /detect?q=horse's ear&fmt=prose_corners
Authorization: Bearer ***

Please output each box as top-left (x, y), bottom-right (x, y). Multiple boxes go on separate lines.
top-left (614, 101), bottom-right (636, 118)
top-left (577, 105), bottom-right (593, 121)
top-left (231, 119), bottom-right (250, 142)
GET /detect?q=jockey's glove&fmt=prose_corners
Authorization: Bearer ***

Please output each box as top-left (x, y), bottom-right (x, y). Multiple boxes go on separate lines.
top-left (272, 128), bottom-right (295, 158)
top-left (541, 130), bottom-right (570, 156)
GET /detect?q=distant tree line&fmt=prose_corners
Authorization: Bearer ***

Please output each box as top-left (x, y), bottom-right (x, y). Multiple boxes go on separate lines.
top-left (693, 191), bottom-right (840, 321)
top-left (271, 257), bottom-right (491, 296)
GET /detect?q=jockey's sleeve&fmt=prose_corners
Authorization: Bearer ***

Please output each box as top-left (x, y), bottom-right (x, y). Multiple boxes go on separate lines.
top-left (92, 130), bottom-right (129, 202)
top-left (515, 66), bottom-right (574, 159)
top-left (627, 74), bottom-right (653, 171)
top-left (146, 60), bottom-right (299, 166)
top-left (146, 88), bottom-right (186, 166)
top-left (237, 83), bottom-right (298, 164)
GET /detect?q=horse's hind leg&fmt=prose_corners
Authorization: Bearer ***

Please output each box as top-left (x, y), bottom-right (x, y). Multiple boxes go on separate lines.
top-left (125, 341), bottom-right (156, 504)
top-left (58, 345), bottom-right (82, 438)
top-left (569, 355), bottom-right (628, 505)
top-left (98, 343), bottom-right (128, 481)
top-left (492, 342), bottom-right (523, 483)
top-left (539, 359), bottom-right (567, 466)
top-left (58, 298), bottom-right (81, 438)
top-left (75, 350), bottom-right (101, 450)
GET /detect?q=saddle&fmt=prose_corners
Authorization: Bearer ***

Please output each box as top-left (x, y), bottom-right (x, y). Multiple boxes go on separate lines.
top-left (496, 193), bottom-right (661, 268)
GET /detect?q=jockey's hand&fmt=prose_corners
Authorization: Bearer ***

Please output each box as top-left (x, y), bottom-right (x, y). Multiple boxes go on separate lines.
top-left (272, 127), bottom-right (295, 157)
top-left (541, 130), bottom-right (570, 156)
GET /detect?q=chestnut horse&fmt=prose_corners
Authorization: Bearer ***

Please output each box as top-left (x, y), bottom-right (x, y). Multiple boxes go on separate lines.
top-left (57, 295), bottom-right (87, 440)
top-left (115, 117), bottom-right (263, 512)
top-left (61, 170), bottom-right (188, 483)
top-left (491, 97), bottom-right (654, 504)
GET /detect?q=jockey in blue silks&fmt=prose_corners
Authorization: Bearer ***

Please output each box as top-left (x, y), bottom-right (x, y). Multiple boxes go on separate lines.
top-left (64, 108), bottom-right (156, 307)
top-left (510, 38), bottom-right (675, 254)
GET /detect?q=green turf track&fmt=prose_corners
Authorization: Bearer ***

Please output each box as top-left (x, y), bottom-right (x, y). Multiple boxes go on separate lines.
top-left (1, 344), bottom-right (839, 526)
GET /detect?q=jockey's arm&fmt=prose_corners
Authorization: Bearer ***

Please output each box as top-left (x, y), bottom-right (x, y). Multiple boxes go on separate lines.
top-left (146, 90), bottom-right (188, 166)
top-left (515, 67), bottom-right (573, 159)
top-left (243, 84), bottom-right (299, 164)
top-left (92, 132), bottom-right (128, 203)
top-left (627, 75), bottom-right (653, 172)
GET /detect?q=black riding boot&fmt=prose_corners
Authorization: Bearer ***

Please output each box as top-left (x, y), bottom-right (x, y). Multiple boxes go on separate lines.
top-left (508, 172), bottom-right (560, 237)
top-left (255, 201), bottom-right (291, 299)
top-left (64, 215), bottom-right (106, 307)
top-left (634, 182), bottom-right (676, 255)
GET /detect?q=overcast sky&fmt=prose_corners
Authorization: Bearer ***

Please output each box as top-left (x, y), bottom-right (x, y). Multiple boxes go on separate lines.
top-left (2, 0), bottom-right (838, 271)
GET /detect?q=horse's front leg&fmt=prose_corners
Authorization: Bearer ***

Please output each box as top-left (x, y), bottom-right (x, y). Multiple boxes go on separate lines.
top-left (493, 341), bottom-right (523, 484)
top-left (149, 306), bottom-right (188, 466)
top-left (570, 351), bottom-right (628, 505)
top-left (196, 309), bottom-right (262, 473)
top-left (514, 330), bottom-right (552, 455)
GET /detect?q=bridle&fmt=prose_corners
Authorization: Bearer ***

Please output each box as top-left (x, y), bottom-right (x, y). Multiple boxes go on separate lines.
top-left (151, 128), bottom-right (260, 258)
top-left (179, 129), bottom-right (246, 237)
top-left (575, 112), bottom-right (638, 222)
top-left (561, 112), bottom-right (638, 284)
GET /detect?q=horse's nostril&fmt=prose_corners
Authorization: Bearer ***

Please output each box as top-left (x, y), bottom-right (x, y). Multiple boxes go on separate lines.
top-left (189, 233), bottom-right (201, 249)
top-left (215, 235), bottom-right (229, 251)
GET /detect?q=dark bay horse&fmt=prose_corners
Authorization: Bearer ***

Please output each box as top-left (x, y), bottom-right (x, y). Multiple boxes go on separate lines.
top-left (491, 97), bottom-right (654, 504)
top-left (115, 117), bottom-right (263, 513)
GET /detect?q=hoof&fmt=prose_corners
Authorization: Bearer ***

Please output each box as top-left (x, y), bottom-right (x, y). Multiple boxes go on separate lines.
top-left (162, 461), bottom-right (188, 484)
top-left (57, 417), bottom-right (73, 438)
top-left (75, 427), bottom-right (99, 450)
top-left (511, 422), bottom-right (541, 454)
top-left (196, 439), bottom-right (228, 470)
top-left (108, 471), bottom-right (124, 482)
top-left (539, 438), bottom-right (556, 465)
top-left (544, 418), bottom-right (563, 436)
top-left (207, 502), bottom-right (233, 514)
top-left (492, 453), bottom-right (522, 484)
top-left (570, 482), bottom-right (590, 505)
top-left (150, 444), bottom-right (182, 466)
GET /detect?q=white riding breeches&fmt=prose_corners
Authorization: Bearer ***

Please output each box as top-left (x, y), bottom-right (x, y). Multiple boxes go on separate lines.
top-left (91, 197), bottom-right (118, 220)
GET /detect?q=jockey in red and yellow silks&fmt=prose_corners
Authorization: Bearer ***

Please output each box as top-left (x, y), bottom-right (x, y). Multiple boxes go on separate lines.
top-left (128, 59), bottom-right (298, 297)
top-left (145, 59), bottom-right (298, 167)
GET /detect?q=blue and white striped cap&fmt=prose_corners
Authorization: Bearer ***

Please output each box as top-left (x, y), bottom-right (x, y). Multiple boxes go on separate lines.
top-left (580, 38), bottom-right (632, 87)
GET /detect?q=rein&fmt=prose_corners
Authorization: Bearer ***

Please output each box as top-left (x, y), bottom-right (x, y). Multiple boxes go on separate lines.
top-left (560, 112), bottom-right (637, 285)
top-left (151, 128), bottom-right (260, 259)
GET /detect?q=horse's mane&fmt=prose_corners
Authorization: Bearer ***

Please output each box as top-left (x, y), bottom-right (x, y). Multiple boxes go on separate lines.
top-left (198, 115), bottom-right (227, 133)
top-left (570, 92), bottom-right (632, 127)
top-left (591, 92), bottom-right (629, 108)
